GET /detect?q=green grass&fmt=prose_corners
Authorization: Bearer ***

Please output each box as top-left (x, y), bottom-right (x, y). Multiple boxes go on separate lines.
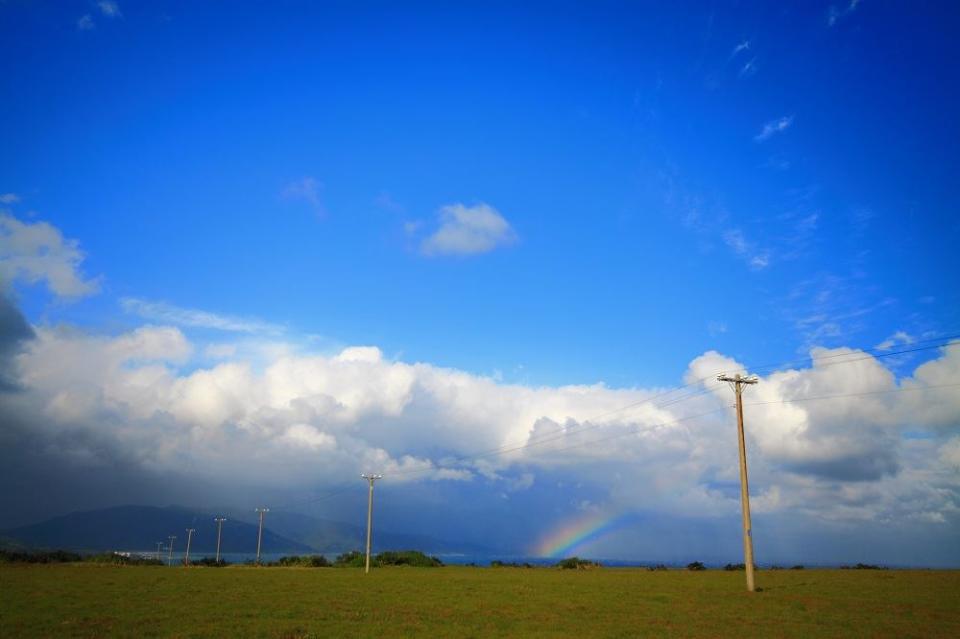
top-left (2, 564), bottom-right (959, 638)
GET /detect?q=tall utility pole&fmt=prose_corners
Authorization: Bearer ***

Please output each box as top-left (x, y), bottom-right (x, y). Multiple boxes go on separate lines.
top-left (717, 373), bottom-right (760, 592)
top-left (214, 517), bottom-right (227, 564)
top-left (255, 508), bottom-right (269, 565)
top-left (166, 535), bottom-right (177, 567)
top-left (184, 528), bottom-right (195, 566)
top-left (155, 542), bottom-right (164, 562)
top-left (361, 473), bottom-right (383, 574)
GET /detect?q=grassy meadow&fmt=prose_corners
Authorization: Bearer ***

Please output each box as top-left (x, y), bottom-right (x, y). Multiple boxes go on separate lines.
top-left (2, 564), bottom-right (959, 638)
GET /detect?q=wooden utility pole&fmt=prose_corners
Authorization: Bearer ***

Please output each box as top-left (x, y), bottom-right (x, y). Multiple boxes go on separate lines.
top-left (155, 541), bottom-right (163, 562)
top-left (361, 474), bottom-right (383, 574)
top-left (214, 517), bottom-right (227, 564)
top-left (717, 373), bottom-right (759, 592)
top-left (184, 528), bottom-right (195, 566)
top-left (255, 508), bottom-right (269, 565)
top-left (166, 535), bottom-right (177, 567)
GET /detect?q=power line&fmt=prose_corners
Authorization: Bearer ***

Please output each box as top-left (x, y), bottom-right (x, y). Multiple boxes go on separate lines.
top-left (743, 382), bottom-right (960, 407)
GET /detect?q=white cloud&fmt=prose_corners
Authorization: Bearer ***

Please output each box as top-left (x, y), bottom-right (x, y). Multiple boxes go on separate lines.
top-left (420, 203), bottom-right (517, 256)
top-left (754, 116), bottom-right (794, 142)
top-left (739, 58), bottom-right (757, 77)
top-left (6, 315), bottom-right (959, 528)
top-left (77, 14), bottom-right (95, 31)
top-left (281, 177), bottom-right (325, 216)
top-left (731, 40), bottom-right (750, 58)
top-left (120, 297), bottom-right (283, 335)
top-left (722, 229), bottom-right (770, 270)
top-left (828, 0), bottom-right (863, 27)
top-left (97, 1), bottom-right (121, 18)
top-left (0, 193), bottom-right (20, 204)
top-left (0, 213), bottom-right (101, 298)
top-left (876, 331), bottom-right (915, 351)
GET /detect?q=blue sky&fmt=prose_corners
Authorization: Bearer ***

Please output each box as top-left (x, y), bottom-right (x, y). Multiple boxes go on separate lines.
top-left (4, 0), bottom-right (957, 384)
top-left (1, 1), bottom-right (959, 565)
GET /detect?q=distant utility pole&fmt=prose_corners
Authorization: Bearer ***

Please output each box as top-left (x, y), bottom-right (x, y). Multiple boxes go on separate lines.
top-left (184, 528), bottom-right (196, 566)
top-left (361, 473), bottom-right (383, 574)
top-left (155, 542), bottom-right (164, 562)
top-left (214, 517), bottom-right (227, 564)
top-left (167, 535), bottom-right (177, 567)
top-left (255, 508), bottom-right (269, 565)
top-left (717, 372), bottom-right (760, 592)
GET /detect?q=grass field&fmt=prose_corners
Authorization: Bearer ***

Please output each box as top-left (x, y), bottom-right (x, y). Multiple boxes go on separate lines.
top-left (2, 564), bottom-right (959, 638)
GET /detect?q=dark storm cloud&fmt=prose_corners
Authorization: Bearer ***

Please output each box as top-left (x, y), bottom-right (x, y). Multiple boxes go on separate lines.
top-left (0, 294), bottom-right (34, 390)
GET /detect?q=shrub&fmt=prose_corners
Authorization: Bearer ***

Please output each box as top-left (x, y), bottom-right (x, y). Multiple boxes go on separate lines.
top-left (723, 563), bottom-right (745, 571)
top-left (0, 549), bottom-right (82, 564)
top-left (841, 563), bottom-right (885, 570)
top-left (85, 552), bottom-right (163, 566)
top-left (334, 550), bottom-right (443, 568)
top-left (646, 564), bottom-right (669, 571)
top-left (191, 557), bottom-right (230, 567)
top-left (686, 561), bottom-right (706, 571)
top-left (790, 565), bottom-right (805, 570)
top-left (375, 550), bottom-right (443, 567)
top-left (334, 551), bottom-right (366, 567)
top-left (491, 560), bottom-right (534, 568)
top-left (555, 557), bottom-right (601, 570)
top-left (273, 555), bottom-right (330, 568)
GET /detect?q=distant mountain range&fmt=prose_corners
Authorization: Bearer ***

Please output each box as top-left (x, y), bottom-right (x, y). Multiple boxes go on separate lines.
top-left (0, 505), bottom-right (494, 556)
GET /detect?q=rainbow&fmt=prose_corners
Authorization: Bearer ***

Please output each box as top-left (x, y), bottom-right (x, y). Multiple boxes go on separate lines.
top-left (533, 511), bottom-right (627, 558)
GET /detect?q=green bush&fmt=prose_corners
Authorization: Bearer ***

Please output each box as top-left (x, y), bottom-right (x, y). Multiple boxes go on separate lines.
top-left (490, 560), bottom-right (534, 568)
top-left (85, 552), bottom-right (163, 566)
top-left (191, 557), bottom-right (230, 567)
top-left (334, 550), bottom-right (443, 567)
top-left (375, 550), bottom-right (443, 567)
top-left (0, 549), bottom-right (82, 564)
top-left (723, 563), bottom-right (746, 571)
top-left (334, 551), bottom-right (366, 567)
top-left (686, 561), bottom-right (706, 571)
top-left (273, 555), bottom-right (330, 568)
top-left (555, 557), bottom-right (601, 570)
top-left (646, 564), bottom-right (669, 571)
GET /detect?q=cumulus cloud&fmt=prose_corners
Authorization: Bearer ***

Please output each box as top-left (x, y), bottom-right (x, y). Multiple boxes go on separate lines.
top-left (3, 303), bottom-right (958, 541)
top-left (0, 213), bottom-right (101, 298)
top-left (755, 116), bottom-right (794, 142)
top-left (420, 203), bottom-right (517, 256)
top-left (120, 297), bottom-right (283, 335)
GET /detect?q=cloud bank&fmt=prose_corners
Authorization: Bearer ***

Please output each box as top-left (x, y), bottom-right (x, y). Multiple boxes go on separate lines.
top-left (2, 310), bottom-right (957, 555)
